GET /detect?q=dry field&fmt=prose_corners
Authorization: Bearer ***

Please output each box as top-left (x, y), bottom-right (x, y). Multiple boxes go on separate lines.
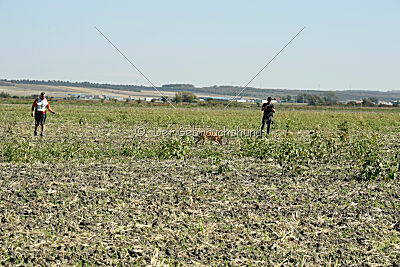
top-left (0, 83), bottom-right (226, 100)
top-left (0, 100), bottom-right (399, 265)
top-left (0, 83), bottom-right (166, 99)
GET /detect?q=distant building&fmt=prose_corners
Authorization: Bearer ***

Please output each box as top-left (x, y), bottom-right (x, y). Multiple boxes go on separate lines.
top-left (378, 100), bottom-right (393, 106)
top-left (345, 100), bottom-right (362, 104)
top-left (103, 95), bottom-right (123, 101)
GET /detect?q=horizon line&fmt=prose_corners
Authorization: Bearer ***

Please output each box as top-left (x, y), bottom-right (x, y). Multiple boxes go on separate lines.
top-left (1, 78), bottom-right (399, 92)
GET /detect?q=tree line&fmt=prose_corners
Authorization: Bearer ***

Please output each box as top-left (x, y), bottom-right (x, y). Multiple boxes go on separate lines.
top-left (0, 79), bottom-right (144, 92)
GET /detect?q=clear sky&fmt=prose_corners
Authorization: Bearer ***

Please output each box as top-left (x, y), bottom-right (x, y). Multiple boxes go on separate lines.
top-left (1, 0), bottom-right (399, 90)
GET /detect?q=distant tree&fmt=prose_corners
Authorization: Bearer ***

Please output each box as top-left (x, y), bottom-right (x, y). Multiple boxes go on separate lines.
top-left (295, 93), bottom-right (327, 105)
top-left (369, 97), bottom-right (379, 105)
top-left (0, 92), bottom-right (11, 98)
top-left (206, 98), bottom-right (214, 104)
top-left (296, 93), bottom-right (312, 103)
top-left (175, 92), bottom-right (182, 104)
top-left (362, 98), bottom-right (375, 106)
top-left (308, 95), bottom-right (325, 106)
top-left (323, 91), bottom-right (339, 104)
top-left (281, 95), bottom-right (292, 102)
top-left (174, 91), bottom-right (198, 103)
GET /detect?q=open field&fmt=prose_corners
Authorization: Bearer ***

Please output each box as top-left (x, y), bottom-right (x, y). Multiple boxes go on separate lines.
top-left (0, 100), bottom-right (399, 265)
top-left (0, 84), bottom-right (174, 99)
top-left (0, 83), bottom-right (233, 100)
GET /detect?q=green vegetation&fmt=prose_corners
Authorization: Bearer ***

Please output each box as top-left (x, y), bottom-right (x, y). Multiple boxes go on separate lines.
top-left (296, 91), bottom-right (340, 105)
top-left (173, 91), bottom-right (199, 103)
top-left (0, 101), bottom-right (399, 265)
top-left (0, 92), bottom-right (18, 98)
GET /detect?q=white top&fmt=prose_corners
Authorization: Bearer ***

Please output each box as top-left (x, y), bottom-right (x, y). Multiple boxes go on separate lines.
top-left (36, 98), bottom-right (49, 112)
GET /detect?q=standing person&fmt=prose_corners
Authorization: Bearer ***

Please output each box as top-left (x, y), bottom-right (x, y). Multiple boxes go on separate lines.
top-left (31, 92), bottom-right (56, 136)
top-left (260, 97), bottom-right (276, 136)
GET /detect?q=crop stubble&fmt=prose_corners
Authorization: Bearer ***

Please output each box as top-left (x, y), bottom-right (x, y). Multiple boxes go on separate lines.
top-left (0, 103), bottom-right (399, 265)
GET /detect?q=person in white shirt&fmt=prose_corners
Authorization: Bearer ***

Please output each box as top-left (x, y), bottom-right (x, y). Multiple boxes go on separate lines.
top-left (31, 92), bottom-right (56, 136)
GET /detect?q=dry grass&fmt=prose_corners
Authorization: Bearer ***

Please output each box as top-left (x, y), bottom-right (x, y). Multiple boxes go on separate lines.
top-left (0, 102), bottom-right (399, 265)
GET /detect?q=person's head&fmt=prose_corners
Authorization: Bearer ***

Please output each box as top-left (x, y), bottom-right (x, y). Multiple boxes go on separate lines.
top-left (40, 92), bottom-right (45, 100)
top-left (267, 97), bottom-right (272, 102)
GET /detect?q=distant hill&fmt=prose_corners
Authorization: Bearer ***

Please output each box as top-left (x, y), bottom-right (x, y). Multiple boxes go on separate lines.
top-left (162, 84), bottom-right (400, 101)
top-left (0, 79), bottom-right (144, 92)
top-left (1, 79), bottom-right (399, 101)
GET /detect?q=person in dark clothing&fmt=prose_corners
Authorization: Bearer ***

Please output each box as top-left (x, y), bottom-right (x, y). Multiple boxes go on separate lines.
top-left (260, 97), bottom-right (276, 136)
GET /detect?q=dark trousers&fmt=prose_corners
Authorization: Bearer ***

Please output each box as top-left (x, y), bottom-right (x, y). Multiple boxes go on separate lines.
top-left (261, 116), bottom-right (273, 135)
top-left (35, 112), bottom-right (47, 126)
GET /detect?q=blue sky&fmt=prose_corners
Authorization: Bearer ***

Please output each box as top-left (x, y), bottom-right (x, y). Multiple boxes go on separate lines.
top-left (1, 0), bottom-right (399, 90)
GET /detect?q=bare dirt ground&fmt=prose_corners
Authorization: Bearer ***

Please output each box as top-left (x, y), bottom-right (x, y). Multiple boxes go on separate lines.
top-left (1, 157), bottom-right (399, 265)
top-left (0, 103), bottom-right (399, 265)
